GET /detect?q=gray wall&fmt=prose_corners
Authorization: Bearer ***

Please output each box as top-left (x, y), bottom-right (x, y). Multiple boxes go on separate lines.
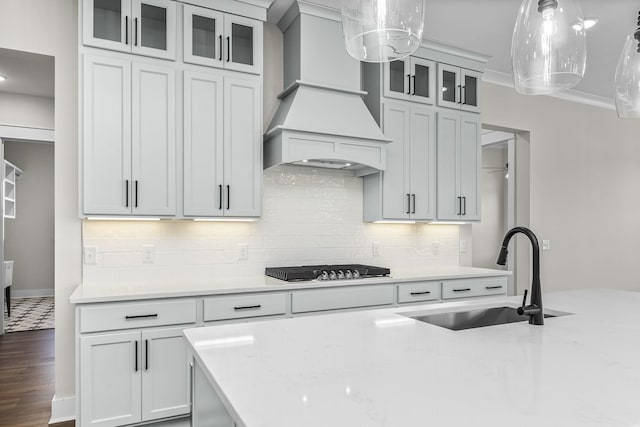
top-left (4, 140), bottom-right (54, 296)
top-left (0, 93), bottom-right (54, 129)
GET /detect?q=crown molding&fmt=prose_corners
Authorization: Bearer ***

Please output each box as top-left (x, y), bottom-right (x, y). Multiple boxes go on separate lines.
top-left (482, 69), bottom-right (615, 111)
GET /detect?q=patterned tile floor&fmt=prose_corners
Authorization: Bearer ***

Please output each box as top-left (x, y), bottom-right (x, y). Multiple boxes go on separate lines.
top-left (3, 296), bottom-right (54, 333)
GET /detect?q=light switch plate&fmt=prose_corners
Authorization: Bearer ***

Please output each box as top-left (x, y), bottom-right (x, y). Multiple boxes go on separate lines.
top-left (372, 242), bottom-right (380, 257)
top-left (143, 245), bottom-right (155, 264)
top-left (542, 240), bottom-right (550, 251)
top-left (238, 243), bottom-right (248, 261)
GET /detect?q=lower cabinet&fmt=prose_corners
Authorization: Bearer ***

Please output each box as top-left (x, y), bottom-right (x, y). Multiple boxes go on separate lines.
top-left (79, 327), bottom-right (190, 427)
top-left (441, 276), bottom-right (507, 299)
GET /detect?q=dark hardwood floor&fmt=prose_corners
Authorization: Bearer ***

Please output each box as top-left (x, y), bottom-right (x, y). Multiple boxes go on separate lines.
top-left (0, 329), bottom-right (74, 427)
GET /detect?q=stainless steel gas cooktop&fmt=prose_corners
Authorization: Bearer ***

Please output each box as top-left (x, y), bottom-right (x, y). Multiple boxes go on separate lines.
top-left (265, 264), bottom-right (391, 282)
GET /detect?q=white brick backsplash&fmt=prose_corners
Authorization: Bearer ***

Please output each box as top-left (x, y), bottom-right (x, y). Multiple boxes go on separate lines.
top-left (82, 165), bottom-right (460, 286)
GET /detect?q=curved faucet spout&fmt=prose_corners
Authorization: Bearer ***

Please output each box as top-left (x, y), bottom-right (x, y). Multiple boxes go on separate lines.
top-left (496, 226), bottom-right (543, 325)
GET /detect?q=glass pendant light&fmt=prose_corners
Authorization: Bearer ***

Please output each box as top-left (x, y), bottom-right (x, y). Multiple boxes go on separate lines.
top-left (614, 12), bottom-right (640, 119)
top-left (341, 0), bottom-right (425, 63)
top-left (511, 0), bottom-right (587, 95)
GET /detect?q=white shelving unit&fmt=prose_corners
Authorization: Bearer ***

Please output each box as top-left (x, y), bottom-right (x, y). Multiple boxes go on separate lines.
top-left (4, 160), bottom-right (22, 219)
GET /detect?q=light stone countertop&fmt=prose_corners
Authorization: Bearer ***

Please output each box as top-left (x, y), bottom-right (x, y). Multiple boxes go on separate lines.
top-left (184, 289), bottom-right (640, 427)
top-left (69, 266), bottom-right (509, 304)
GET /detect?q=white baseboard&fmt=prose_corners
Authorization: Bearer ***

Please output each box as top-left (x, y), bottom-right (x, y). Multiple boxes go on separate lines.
top-left (49, 394), bottom-right (76, 424)
top-left (11, 288), bottom-right (54, 298)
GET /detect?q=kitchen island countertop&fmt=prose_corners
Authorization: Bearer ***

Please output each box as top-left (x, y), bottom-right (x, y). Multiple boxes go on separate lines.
top-left (184, 289), bottom-right (640, 427)
top-left (69, 266), bottom-right (509, 303)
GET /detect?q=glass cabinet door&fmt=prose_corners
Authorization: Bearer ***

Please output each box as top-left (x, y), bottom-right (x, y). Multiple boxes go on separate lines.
top-left (224, 15), bottom-right (262, 74)
top-left (83, 0), bottom-right (132, 52)
top-left (131, 0), bottom-right (176, 60)
top-left (410, 57), bottom-right (435, 104)
top-left (383, 59), bottom-right (410, 101)
top-left (460, 69), bottom-right (481, 113)
top-left (437, 63), bottom-right (462, 109)
top-left (183, 4), bottom-right (224, 67)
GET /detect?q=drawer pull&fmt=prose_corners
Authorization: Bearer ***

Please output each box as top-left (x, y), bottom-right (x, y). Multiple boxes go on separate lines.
top-left (410, 291), bottom-right (431, 296)
top-left (234, 305), bottom-right (261, 311)
top-left (452, 288), bottom-right (471, 292)
top-left (485, 285), bottom-right (503, 290)
top-left (134, 341), bottom-right (138, 372)
top-left (125, 314), bottom-right (158, 320)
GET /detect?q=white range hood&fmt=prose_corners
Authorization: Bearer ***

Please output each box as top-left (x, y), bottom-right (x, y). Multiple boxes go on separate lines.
top-left (264, 1), bottom-right (391, 173)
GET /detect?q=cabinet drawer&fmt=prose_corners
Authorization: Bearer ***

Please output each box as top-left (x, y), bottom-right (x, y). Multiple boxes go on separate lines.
top-left (441, 277), bottom-right (508, 300)
top-left (291, 285), bottom-right (394, 314)
top-left (79, 299), bottom-right (196, 333)
top-left (203, 293), bottom-right (287, 322)
top-left (398, 281), bottom-right (440, 303)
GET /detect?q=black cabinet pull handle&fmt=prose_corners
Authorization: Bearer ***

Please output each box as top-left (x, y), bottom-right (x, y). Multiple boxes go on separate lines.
top-left (125, 314), bottom-right (158, 320)
top-left (218, 184), bottom-right (223, 210)
top-left (234, 305), bottom-right (261, 311)
top-left (218, 35), bottom-right (222, 60)
top-left (145, 339), bottom-right (149, 371)
top-left (486, 285), bottom-right (503, 290)
top-left (406, 194), bottom-right (411, 214)
top-left (125, 16), bottom-right (129, 44)
top-left (410, 291), bottom-right (431, 295)
top-left (462, 196), bottom-right (466, 215)
top-left (457, 196), bottom-right (462, 215)
top-left (134, 341), bottom-right (138, 372)
top-left (462, 85), bottom-right (467, 105)
top-left (453, 288), bottom-right (471, 292)
top-left (226, 185), bottom-right (230, 210)
top-left (411, 75), bottom-right (416, 95)
top-left (457, 85), bottom-right (462, 103)
top-left (406, 74), bottom-right (411, 94)
top-left (226, 36), bottom-right (230, 62)
top-left (134, 17), bottom-right (138, 46)
top-left (135, 180), bottom-right (139, 208)
top-left (125, 179), bottom-right (129, 208)
top-left (412, 194), bottom-right (416, 214)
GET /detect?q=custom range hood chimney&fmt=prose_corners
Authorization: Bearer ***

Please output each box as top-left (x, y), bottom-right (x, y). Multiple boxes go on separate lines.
top-left (264, 1), bottom-right (391, 173)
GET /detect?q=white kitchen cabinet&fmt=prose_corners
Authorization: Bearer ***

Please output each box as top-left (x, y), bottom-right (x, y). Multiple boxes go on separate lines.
top-left (79, 331), bottom-right (142, 427)
top-left (436, 111), bottom-right (481, 221)
top-left (441, 276), bottom-right (507, 299)
top-left (83, 0), bottom-right (176, 60)
top-left (82, 54), bottom-right (175, 216)
top-left (183, 70), bottom-right (261, 217)
top-left (384, 56), bottom-right (435, 104)
top-left (183, 4), bottom-right (262, 75)
top-left (437, 63), bottom-right (481, 113)
top-left (363, 101), bottom-right (436, 221)
top-left (291, 285), bottom-right (395, 314)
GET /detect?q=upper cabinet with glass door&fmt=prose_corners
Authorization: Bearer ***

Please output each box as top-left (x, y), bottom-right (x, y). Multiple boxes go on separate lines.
top-left (383, 56), bottom-right (435, 104)
top-left (183, 4), bottom-right (263, 75)
top-left (437, 63), bottom-right (481, 113)
top-left (83, 0), bottom-right (176, 60)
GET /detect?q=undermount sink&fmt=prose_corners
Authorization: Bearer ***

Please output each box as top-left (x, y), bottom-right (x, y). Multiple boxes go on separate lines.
top-left (405, 306), bottom-right (569, 331)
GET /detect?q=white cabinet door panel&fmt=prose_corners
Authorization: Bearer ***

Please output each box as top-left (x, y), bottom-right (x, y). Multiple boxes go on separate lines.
top-left (131, 62), bottom-right (176, 215)
top-left (83, 0), bottom-right (133, 53)
top-left (183, 71), bottom-right (224, 216)
top-left (460, 115), bottom-right (481, 220)
top-left (131, 0), bottom-right (176, 60)
top-left (436, 112), bottom-right (460, 220)
top-left (83, 55), bottom-right (132, 215)
top-left (224, 75), bottom-right (261, 217)
top-left (381, 102), bottom-right (410, 219)
top-left (80, 332), bottom-right (142, 427)
top-left (409, 106), bottom-right (435, 220)
top-left (141, 328), bottom-right (190, 421)
top-left (223, 15), bottom-right (262, 74)
top-left (183, 4), bottom-right (224, 68)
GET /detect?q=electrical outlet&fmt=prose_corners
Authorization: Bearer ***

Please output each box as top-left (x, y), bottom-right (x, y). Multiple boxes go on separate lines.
top-left (459, 239), bottom-right (467, 253)
top-left (84, 246), bottom-right (97, 265)
top-left (238, 243), bottom-right (248, 261)
top-left (143, 245), bottom-right (155, 264)
top-left (372, 242), bottom-right (380, 257)
top-left (432, 241), bottom-right (440, 256)
top-left (542, 240), bottom-right (551, 251)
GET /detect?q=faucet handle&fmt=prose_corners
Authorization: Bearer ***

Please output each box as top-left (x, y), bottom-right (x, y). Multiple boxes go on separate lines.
top-left (517, 289), bottom-right (528, 315)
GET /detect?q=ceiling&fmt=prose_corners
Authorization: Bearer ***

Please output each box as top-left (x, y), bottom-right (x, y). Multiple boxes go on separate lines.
top-left (0, 48), bottom-right (54, 98)
top-left (267, 0), bottom-right (639, 102)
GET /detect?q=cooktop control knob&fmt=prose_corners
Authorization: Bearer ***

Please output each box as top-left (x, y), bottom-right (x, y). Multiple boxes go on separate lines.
top-left (329, 270), bottom-right (337, 280)
top-left (337, 270), bottom-right (345, 280)
top-left (319, 271), bottom-right (329, 280)
top-left (353, 270), bottom-right (361, 279)
top-left (345, 270), bottom-right (353, 279)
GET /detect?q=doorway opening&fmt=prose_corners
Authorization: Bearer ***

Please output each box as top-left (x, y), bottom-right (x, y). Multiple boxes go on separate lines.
top-left (471, 125), bottom-right (530, 296)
